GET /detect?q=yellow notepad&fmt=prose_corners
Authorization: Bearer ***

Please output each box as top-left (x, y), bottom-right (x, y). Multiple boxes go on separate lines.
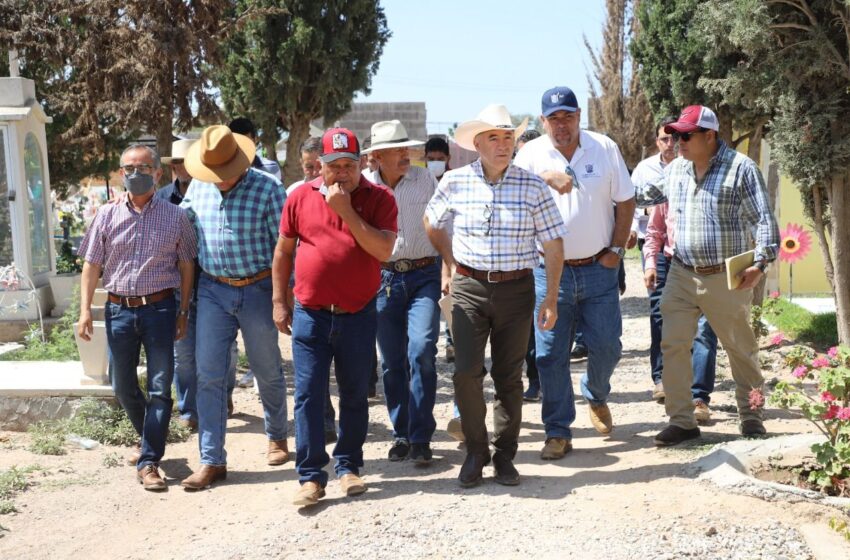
top-left (726, 250), bottom-right (755, 290)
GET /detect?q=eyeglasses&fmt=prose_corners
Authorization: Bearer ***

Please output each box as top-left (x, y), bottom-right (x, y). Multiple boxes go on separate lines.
top-left (671, 129), bottom-right (708, 142)
top-left (484, 204), bottom-right (493, 236)
top-left (121, 164), bottom-right (154, 174)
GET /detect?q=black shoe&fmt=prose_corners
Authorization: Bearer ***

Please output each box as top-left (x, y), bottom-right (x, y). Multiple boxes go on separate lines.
top-left (570, 345), bottom-right (588, 363)
top-left (654, 425), bottom-right (701, 446)
top-left (740, 419), bottom-right (766, 437)
top-left (492, 453), bottom-right (520, 486)
top-left (458, 452), bottom-right (490, 488)
top-left (388, 438), bottom-right (410, 461)
top-left (409, 443), bottom-right (433, 465)
top-left (523, 379), bottom-right (541, 402)
top-left (368, 385), bottom-right (377, 399)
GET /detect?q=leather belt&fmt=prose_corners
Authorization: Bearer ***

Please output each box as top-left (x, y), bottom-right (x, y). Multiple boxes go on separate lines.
top-left (673, 256), bottom-right (726, 275)
top-left (319, 304), bottom-right (351, 315)
top-left (108, 288), bottom-right (174, 308)
top-left (381, 256), bottom-right (437, 273)
top-left (455, 263), bottom-right (531, 283)
top-left (564, 248), bottom-right (609, 267)
top-left (208, 269), bottom-right (271, 287)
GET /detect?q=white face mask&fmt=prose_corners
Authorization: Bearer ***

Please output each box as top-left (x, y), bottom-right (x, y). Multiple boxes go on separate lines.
top-left (426, 160), bottom-right (447, 178)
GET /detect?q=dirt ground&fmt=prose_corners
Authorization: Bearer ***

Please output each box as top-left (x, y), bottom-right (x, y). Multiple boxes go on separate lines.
top-left (1, 259), bottom-right (847, 559)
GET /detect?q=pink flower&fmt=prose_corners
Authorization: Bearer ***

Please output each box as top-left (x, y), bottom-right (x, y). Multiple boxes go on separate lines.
top-left (828, 346), bottom-right (839, 358)
top-left (748, 388), bottom-right (765, 411)
top-left (769, 291), bottom-right (780, 299)
top-left (821, 391), bottom-right (837, 402)
top-left (811, 356), bottom-right (830, 369)
top-left (837, 408), bottom-right (850, 421)
top-left (771, 333), bottom-right (787, 346)
top-left (792, 366), bottom-right (808, 379)
top-left (824, 405), bottom-right (840, 420)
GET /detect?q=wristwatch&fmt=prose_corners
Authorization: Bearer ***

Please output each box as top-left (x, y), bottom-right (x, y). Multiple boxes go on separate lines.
top-left (754, 260), bottom-right (768, 272)
top-left (607, 246), bottom-right (626, 259)
top-left (178, 309), bottom-right (190, 317)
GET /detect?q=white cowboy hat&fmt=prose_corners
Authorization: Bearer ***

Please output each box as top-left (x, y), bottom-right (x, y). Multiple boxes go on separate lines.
top-left (361, 120), bottom-right (424, 153)
top-left (161, 138), bottom-right (197, 164)
top-left (454, 104), bottom-right (528, 152)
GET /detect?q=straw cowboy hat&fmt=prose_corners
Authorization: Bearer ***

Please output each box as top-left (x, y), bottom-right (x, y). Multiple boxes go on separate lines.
top-left (161, 139), bottom-right (196, 164)
top-left (184, 125), bottom-right (256, 182)
top-left (361, 120), bottom-right (424, 154)
top-left (454, 104), bottom-right (528, 152)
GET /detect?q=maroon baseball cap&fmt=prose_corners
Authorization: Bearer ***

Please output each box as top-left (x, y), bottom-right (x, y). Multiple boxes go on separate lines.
top-left (664, 105), bottom-right (720, 134)
top-left (320, 128), bottom-right (360, 163)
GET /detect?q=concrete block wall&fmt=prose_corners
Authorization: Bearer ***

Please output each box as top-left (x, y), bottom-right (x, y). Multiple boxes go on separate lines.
top-left (329, 102), bottom-right (427, 145)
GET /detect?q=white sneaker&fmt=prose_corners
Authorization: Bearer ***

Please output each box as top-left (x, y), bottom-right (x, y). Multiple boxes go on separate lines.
top-left (237, 370), bottom-right (255, 388)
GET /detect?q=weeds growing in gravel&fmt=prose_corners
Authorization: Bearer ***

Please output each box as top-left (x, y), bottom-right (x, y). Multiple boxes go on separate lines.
top-left (101, 452), bottom-right (121, 468)
top-left (0, 465), bottom-right (39, 515)
top-left (27, 422), bottom-right (67, 455)
top-left (0, 288), bottom-right (80, 361)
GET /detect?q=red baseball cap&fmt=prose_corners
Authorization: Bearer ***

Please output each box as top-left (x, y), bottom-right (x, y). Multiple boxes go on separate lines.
top-left (320, 128), bottom-right (360, 163)
top-left (664, 105), bottom-right (720, 134)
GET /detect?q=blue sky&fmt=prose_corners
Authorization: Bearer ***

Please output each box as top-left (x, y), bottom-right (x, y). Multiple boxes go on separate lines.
top-left (356, 0), bottom-right (606, 135)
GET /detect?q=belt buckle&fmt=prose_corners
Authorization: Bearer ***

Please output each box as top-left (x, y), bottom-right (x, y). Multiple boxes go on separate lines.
top-left (486, 270), bottom-right (500, 283)
top-left (394, 259), bottom-right (412, 273)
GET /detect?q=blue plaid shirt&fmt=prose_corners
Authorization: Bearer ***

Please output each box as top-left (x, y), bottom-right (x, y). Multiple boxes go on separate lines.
top-left (180, 168), bottom-right (286, 277)
top-left (635, 141), bottom-right (779, 267)
top-left (425, 159), bottom-right (567, 271)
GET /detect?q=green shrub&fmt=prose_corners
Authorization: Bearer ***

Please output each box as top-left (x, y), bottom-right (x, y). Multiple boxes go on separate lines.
top-left (0, 465), bottom-right (38, 515)
top-left (68, 398), bottom-right (191, 446)
top-left (27, 422), bottom-right (67, 455)
top-left (0, 286), bottom-right (80, 362)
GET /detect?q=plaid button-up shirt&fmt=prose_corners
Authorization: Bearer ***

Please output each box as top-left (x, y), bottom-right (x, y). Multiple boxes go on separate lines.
top-left (180, 168), bottom-right (286, 278)
top-left (425, 159), bottom-right (567, 271)
top-left (635, 141), bottom-right (779, 268)
top-left (79, 196), bottom-right (197, 296)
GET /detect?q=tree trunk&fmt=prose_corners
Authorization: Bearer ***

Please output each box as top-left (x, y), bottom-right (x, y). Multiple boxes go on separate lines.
top-left (747, 124), bottom-right (763, 165)
top-left (155, 117), bottom-right (174, 187)
top-left (811, 184), bottom-right (835, 291)
top-left (830, 170), bottom-right (850, 345)
top-left (717, 106), bottom-right (734, 146)
top-left (282, 116), bottom-right (310, 187)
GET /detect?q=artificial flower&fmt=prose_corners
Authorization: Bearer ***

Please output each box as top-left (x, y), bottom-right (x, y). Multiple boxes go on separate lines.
top-left (778, 223), bottom-right (812, 264)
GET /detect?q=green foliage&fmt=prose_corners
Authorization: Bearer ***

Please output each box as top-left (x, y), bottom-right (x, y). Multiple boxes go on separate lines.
top-left (216, 0), bottom-right (391, 184)
top-left (27, 422), bottom-right (67, 455)
top-left (101, 452), bottom-right (121, 469)
top-left (769, 346), bottom-right (850, 496)
top-left (0, 286), bottom-right (80, 362)
top-left (68, 398), bottom-right (190, 446)
top-left (829, 517), bottom-right (850, 542)
top-left (55, 241), bottom-right (82, 274)
top-left (762, 296), bottom-right (838, 349)
top-left (0, 465), bottom-right (38, 515)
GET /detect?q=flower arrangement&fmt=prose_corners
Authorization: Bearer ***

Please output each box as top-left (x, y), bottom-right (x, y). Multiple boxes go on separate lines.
top-left (770, 346), bottom-right (850, 496)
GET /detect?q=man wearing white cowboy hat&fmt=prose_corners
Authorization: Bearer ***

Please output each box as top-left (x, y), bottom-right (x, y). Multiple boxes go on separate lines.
top-left (179, 125), bottom-right (290, 490)
top-left (514, 86), bottom-right (635, 460)
top-left (424, 104), bottom-right (566, 488)
top-left (363, 120), bottom-right (441, 464)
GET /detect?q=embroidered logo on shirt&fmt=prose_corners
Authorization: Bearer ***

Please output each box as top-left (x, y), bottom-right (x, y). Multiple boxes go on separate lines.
top-left (585, 164), bottom-right (594, 174)
top-left (332, 133), bottom-right (349, 150)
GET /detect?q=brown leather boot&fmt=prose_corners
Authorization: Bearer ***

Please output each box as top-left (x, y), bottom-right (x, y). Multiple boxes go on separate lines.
top-left (125, 443), bottom-right (141, 466)
top-left (181, 465), bottom-right (227, 491)
top-left (267, 439), bottom-right (290, 466)
top-left (136, 464), bottom-right (167, 491)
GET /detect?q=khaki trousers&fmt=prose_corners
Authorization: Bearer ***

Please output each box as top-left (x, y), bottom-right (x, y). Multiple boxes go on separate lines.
top-left (451, 273), bottom-right (534, 458)
top-left (660, 263), bottom-right (764, 429)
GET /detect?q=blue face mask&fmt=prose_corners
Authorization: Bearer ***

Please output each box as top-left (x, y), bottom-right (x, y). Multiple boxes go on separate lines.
top-left (123, 172), bottom-right (155, 195)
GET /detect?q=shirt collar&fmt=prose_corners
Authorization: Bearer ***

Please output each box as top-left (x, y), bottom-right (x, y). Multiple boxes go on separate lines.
top-left (472, 159), bottom-right (512, 188)
top-left (126, 193), bottom-right (159, 214)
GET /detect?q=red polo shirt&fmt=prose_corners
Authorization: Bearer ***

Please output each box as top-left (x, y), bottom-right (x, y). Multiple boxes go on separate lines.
top-left (280, 175), bottom-right (398, 313)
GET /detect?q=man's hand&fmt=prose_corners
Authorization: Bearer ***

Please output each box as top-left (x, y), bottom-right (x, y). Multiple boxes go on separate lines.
top-left (175, 314), bottom-right (188, 341)
top-left (736, 266), bottom-right (764, 290)
top-left (644, 268), bottom-right (657, 290)
top-left (77, 308), bottom-right (93, 342)
top-left (273, 301), bottom-right (293, 335)
top-left (325, 183), bottom-right (352, 216)
top-left (441, 263), bottom-right (456, 295)
top-left (597, 251), bottom-right (621, 269)
top-left (627, 231), bottom-right (638, 250)
top-left (537, 294), bottom-right (558, 331)
top-left (540, 171), bottom-right (574, 195)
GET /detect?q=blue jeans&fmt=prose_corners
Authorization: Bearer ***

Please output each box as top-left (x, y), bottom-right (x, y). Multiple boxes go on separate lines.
top-left (649, 253), bottom-right (718, 402)
top-left (105, 296), bottom-right (176, 469)
top-left (292, 299), bottom-right (376, 486)
top-left (534, 262), bottom-right (622, 439)
top-left (376, 264), bottom-right (441, 444)
top-left (195, 275), bottom-right (287, 466)
top-left (173, 292), bottom-right (197, 422)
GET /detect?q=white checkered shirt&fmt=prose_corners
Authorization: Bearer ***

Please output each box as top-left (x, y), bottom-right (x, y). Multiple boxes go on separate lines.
top-left (425, 159), bottom-right (566, 271)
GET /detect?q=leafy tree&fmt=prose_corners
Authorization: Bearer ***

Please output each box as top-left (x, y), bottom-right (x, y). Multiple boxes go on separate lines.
top-left (584, 0), bottom-right (655, 169)
top-left (216, 0), bottom-right (391, 186)
top-left (0, 1), bottom-right (231, 194)
top-left (697, 0), bottom-right (850, 344)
